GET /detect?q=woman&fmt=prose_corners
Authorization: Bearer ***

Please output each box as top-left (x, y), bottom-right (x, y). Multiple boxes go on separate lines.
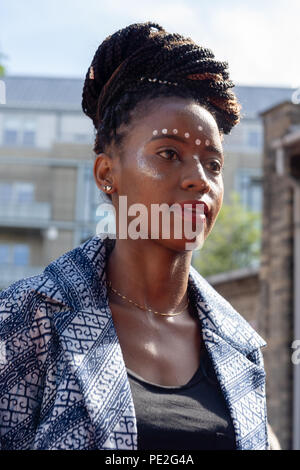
top-left (0, 22), bottom-right (269, 450)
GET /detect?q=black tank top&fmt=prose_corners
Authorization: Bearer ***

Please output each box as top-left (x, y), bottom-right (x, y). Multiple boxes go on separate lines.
top-left (127, 347), bottom-right (236, 450)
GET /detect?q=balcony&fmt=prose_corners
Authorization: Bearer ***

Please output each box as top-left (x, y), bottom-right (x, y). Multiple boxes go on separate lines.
top-left (0, 264), bottom-right (44, 290)
top-left (0, 202), bottom-right (51, 228)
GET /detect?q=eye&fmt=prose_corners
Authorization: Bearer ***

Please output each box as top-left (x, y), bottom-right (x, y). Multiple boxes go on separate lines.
top-left (157, 149), bottom-right (179, 161)
top-left (207, 160), bottom-right (223, 173)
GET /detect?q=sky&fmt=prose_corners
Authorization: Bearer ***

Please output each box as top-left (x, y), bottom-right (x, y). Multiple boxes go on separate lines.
top-left (0, 0), bottom-right (299, 87)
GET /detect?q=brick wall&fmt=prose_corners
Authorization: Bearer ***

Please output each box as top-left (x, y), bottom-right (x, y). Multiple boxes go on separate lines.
top-left (208, 102), bottom-right (300, 449)
top-left (258, 102), bottom-right (300, 449)
top-left (208, 269), bottom-right (260, 329)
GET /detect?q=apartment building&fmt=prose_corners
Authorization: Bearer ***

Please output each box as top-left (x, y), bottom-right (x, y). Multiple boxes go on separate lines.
top-left (223, 86), bottom-right (296, 211)
top-left (0, 76), bottom-right (296, 289)
top-left (0, 76), bottom-right (98, 289)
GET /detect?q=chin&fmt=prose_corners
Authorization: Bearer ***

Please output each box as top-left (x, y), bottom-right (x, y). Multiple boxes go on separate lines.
top-left (154, 236), bottom-right (206, 253)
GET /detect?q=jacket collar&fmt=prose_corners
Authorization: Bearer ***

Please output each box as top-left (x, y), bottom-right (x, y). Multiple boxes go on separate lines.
top-left (188, 264), bottom-right (266, 354)
top-left (40, 235), bottom-right (268, 450)
top-left (187, 265), bottom-right (268, 450)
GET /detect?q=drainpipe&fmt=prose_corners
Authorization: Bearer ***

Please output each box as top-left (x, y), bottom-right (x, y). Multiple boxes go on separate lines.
top-left (274, 141), bottom-right (300, 450)
top-left (293, 184), bottom-right (300, 450)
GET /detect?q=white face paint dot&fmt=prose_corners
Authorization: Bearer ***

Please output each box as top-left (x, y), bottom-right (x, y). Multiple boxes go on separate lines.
top-left (184, 132), bottom-right (190, 138)
top-left (198, 125), bottom-right (203, 131)
top-left (195, 139), bottom-right (201, 145)
top-left (172, 128), bottom-right (178, 134)
top-left (162, 128), bottom-right (168, 134)
top-left (153, 130), bottom-right (158, 136)
top-left (205, 139), bottom-right (210, 146)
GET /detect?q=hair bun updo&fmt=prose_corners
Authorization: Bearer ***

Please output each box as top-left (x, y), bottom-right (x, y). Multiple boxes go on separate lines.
top-left (82, 21), bottom-right (241, 155)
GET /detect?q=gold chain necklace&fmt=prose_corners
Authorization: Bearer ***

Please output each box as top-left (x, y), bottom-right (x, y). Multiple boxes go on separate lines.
top-left (106, 280), bottom-right (189, 317)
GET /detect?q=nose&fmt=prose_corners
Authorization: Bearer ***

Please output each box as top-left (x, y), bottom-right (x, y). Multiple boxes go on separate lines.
top-left (181, 160), bottom-right (211, 193)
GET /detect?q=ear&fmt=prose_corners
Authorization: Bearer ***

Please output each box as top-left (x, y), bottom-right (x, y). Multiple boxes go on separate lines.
top-left (93, 153), bottom-right (117, 195)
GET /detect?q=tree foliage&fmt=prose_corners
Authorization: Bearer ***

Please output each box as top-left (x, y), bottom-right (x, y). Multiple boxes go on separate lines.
top-left (192, 192), bottom-right (261, 277)
top-left (0, 50), bottom-right (7, 76)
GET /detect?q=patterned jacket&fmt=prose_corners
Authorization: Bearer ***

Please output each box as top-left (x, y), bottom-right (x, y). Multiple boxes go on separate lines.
top-left (0, 235), bottom-right (269, 450)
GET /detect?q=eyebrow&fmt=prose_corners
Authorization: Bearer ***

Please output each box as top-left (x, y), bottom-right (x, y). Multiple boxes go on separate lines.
top-left (149, 134), bottom-right (186, 144)
top-left (206, 144), bottom-right (224, 159)
top-left (149, 134), bottom-right (224, 158)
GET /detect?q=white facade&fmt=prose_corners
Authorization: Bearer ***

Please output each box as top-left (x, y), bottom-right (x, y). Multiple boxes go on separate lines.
top-left (0, 110), bottom-right (94, 149)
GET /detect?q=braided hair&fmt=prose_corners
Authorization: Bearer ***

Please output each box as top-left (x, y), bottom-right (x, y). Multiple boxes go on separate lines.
top-left (82, 21), bottom-right (241, 155)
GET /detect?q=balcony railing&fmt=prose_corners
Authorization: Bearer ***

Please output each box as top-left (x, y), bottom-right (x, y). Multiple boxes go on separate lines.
top-left (0, 202), bottom-right (51, 228)
top-left (0, 264), bottom-right (44, 290)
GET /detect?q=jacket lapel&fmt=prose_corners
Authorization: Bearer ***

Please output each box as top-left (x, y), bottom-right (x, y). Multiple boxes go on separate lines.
top-left (188, 265), bottom-right (268, 450)
top-left (42, 236), bottom-right (137, 449)
top-left (38, 236), bottom-right (268, 450)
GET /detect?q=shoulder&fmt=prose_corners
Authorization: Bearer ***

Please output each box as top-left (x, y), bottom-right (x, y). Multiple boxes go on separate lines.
top-left (0, 234), bottom-right (109, 346)
top-left (0, 271), bottom-right (69, 372)
top-left (0, 256), bottom-right (79, 448)
top-left (0, 272), bottom-right (70, 449)
top-left (0, 239), bottom-right (89, 373)
top-left (0, 262), bottom-right (71, 322)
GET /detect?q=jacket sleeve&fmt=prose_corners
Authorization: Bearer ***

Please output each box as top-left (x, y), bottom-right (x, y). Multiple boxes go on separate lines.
top-left (246, 346), bottom-right (270, 450)
top-left (254, 349), bottom-right (281, 450)
top-left (0, 277), bottom-right (53, 450)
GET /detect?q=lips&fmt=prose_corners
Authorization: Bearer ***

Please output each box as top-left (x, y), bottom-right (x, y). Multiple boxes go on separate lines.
top-left (177, 200), bottom-right (209, 216)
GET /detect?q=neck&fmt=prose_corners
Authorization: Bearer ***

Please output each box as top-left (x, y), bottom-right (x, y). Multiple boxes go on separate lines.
top-left (106, 238), bottom-right (192, 314)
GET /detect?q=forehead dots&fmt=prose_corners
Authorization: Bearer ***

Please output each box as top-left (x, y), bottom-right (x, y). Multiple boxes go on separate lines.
top-left (152, 128), bottom-right (211, 147)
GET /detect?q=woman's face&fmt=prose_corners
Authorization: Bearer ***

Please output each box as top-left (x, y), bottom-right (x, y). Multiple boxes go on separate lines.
top-left (95, 96), bottom-right (224, 252)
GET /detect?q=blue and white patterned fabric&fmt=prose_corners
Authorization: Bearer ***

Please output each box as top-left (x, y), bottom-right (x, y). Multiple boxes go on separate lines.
top-left (0, 235), bottom-right (268, 450)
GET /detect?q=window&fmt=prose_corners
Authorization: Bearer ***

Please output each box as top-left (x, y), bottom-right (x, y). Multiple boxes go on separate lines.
top-left (0, 244), bottom-right (29, 266)
top-left (0, 183), bottom-right (13, 203)
top-left (0, 182), bottom-right (35, 204)
top-left (0, 245), bottom-right (10, 264)
top-left (3, 115), bottom-right (36, 147)
top-left (247, 130), bottom-right (262, 149)
top-left (60, 114), bottom-right (93, 144)
top-left (15, 182), bottom-right (34, 203)
top-left (235, 169), bottom-right (263, 212)
top-left (223, 121), bottom-right (263, 153)
top-left (22, 120), bottom-right (36, 147)
top-left (3, 117), bottom-right (19, 146)
top-left (13, 245), bottom-right (29, 266)
top-left (223, 125), bottom-right (245, 150)
top-left (82, 165), bottom-right (102, 223)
